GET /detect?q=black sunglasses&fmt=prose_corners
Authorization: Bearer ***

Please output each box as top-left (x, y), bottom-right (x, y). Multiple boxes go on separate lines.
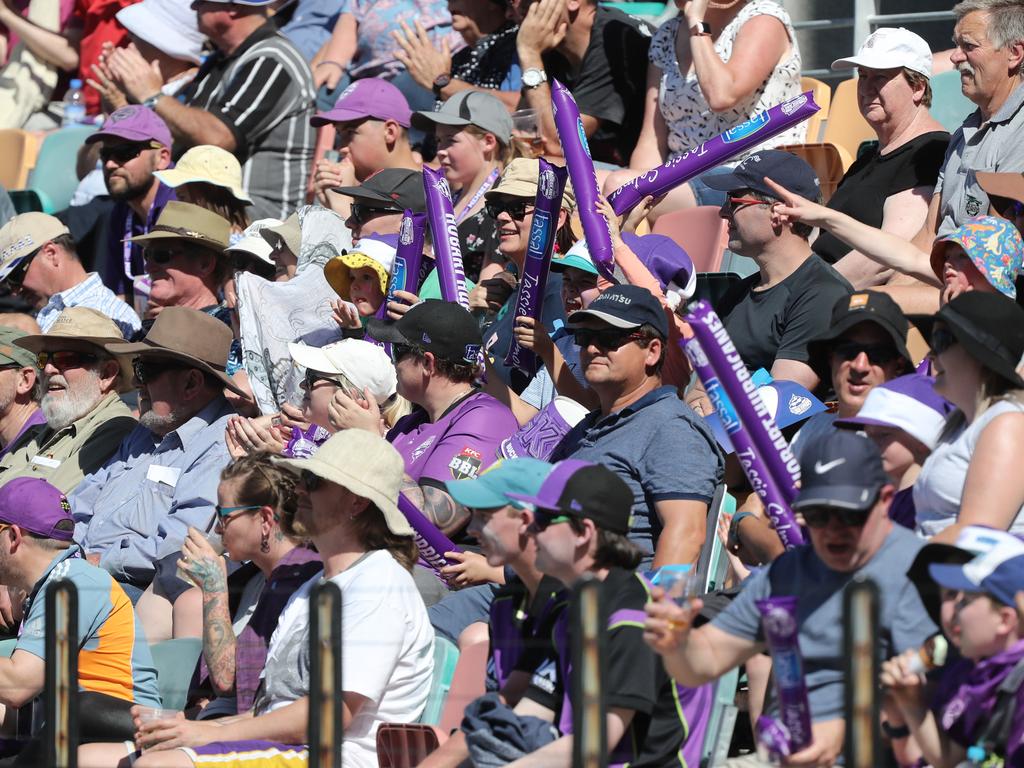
top-left (832, 341), bottom-right (901, 365)
top-left (485, 200), bottom-right (534, 221)
top-left (99, 142), bottom-right (155, 165)
top-left (390, 343), bottom-right (417, 363)
top-left (531, 507), bottom-right (576, 532)
top-left (133, 359), bottom-right (184, 385)
top-left (801, 506), bottom-right (871, 529)
top-left (6, 248), bottom-right (40, 287)
top-left (350, 203), bottom-right (398, 225)
top-left (572, 328), bottom-right (646, 351)
top-left (37, 351), bottom-right (97, 371)
top-left (300, 469), bottom-right (322, 492)
top-left (302, 370), bottom-right (343, 390)
top-left (930, 327), bottom-right (958, 356)
top-left (144, 247), bottom-right (188, 265)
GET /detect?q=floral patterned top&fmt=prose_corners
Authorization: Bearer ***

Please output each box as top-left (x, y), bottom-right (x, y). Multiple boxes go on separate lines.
top-left (649, 1), bottom-right (806, 159)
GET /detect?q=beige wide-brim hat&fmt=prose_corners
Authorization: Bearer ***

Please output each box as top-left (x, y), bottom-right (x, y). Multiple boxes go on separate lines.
top-left (277, 430), bottom-right (413, 537)
top-left (484, 157), bottom-right (576, 212)
top-left (126, 201), bottom-right (231, 251)
top-left (154, 145), bottom-right (253, 204)
top-left (15, 307), bottom-right (134, 393)
top-left (105, 306), bottom-right (249, 398)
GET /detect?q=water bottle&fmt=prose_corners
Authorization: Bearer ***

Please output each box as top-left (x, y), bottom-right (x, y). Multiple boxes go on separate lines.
top-left (954, 744), bottom-right (987, 767)
top-left (62, 79), bottom-right (86, 127)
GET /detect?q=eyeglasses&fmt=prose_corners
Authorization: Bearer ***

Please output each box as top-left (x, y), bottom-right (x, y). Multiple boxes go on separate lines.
top-left (350, 203), bottom-right (397, 226)
top-left (99, 142), bottom-right (155, 165)
top-left (6, 248), bottom-right (40, 287)
top-left (215, 504), bottom-right (262, 528)
top-left (531, 508), bottom-right (574, 532)
top-left (930, 327), bottom-right (958, 356)
top-left (801, 506), bottom-right (871, 529)
top-left (484, 200), bottom-right (535, 221)
top-left (300, 469), bottom-right (322, 492)
top-left (832, 342), bottom-right (901, 365)
top-left (572, 328), bottom-right (646, 351)
top-left (37, 351), bottom-right (97, 371)
top-left (144, 247), bottom-right (187, 265)
top-left (723, 196), bottom-right (771, 213)
top-left (302, 370), bottom-right (343, 391)
top-left (133, 359), bottom-right (185, 385)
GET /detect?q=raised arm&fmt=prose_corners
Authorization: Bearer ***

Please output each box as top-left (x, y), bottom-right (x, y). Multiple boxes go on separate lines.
top-left (0, 4), bottom-right (80, 71)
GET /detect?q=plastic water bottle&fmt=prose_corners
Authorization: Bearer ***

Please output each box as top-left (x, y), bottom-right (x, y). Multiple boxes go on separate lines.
top-left (954, 745), bottom-right (987, 767)
top-left (62, 79), bottom-right (86, 127)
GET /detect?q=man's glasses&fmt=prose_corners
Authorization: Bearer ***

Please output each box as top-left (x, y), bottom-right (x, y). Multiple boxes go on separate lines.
top-left (572, 328), bottom-right (645, 351)
top-left (531, 508), bottom-right (575, 532)
top-left (832, 342), bottom-right (901, 365)
top-left (300, 469), bottom-right (322, 492)
top-left (144, 247), bottom-right (187, 265)
top-left (350, 203), bottom-right (397, 226)
top-left (6, 248), bottom-right (40, 287)
top-left (723, 196), bottom-right (771, 213)
top-left (133, 359), bottom-right (184, 385)
top-left (302, 370), bottom-right (343, 391)
top-left (390, 343), bottom-right (417, 363)
top-left (99, 142), bottom-right (155, 165)
top-left (930, 327), bottom-right (958, 356)
top-left (801, 506), bottom-right (871, 529)
top-left (485, 200), bottom-right (535, 221)
top-left (37, 351), bottom-right (97, 371)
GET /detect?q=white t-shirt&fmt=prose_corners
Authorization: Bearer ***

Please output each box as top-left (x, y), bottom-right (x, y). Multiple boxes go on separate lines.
top-left (259, 550), bottom-right (435, 768)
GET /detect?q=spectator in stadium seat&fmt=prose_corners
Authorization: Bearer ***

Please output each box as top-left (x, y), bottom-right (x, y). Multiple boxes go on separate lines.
top-left (0, 213), bottom-right (141, 340)
top-left (70, 308), bottom-right (242, 599)
top-left (131, 430), bottom-right (434, 768)
top-left (154, 145), bottom-right (254, 241)
top-left (550, 285), bottom-right (724, 568)
top-left (115, 0), bottom-right (315, 220)
top-left (514, 0), bottom-right (651, 166)
top-left (0, 307), bottom-right (136, 494)
top-left (0, 478), bottom-right (161, 766)
top-left (645, 429), bottom-right (937, 767)
top-left (332, 167), bottom-right (425, 242)
top-left (0, 328), bottom-right (45, 459)
top-left (84, 105), bottom-right (177, 303)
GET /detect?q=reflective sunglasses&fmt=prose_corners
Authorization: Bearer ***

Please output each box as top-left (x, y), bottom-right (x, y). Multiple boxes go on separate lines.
top-left (572, 328), bottom-right (646, 351)
top-left (37, 351), bottom-right (97, 371)
top-left (133, 359), bottom-right (184, 385)
top-left (300, 469), bottom-right (322, 492)
top-left (930, 327), bottom-right (958, 356)
top-left (484, 200), bottom-right (535, 221)
top-left (350, 203), bottom-right (397, 226)
top-left (801, 506), bottom-right (871, 529)
top-left (531, 508), bottom-right (575, 532)
top-left (723, 196), bottom-right (770, 213)
top-left (832, 342), bottom-right (901, 365)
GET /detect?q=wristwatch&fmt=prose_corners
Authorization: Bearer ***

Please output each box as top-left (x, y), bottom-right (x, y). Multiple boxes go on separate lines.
top-left (142, 93), bottom-right (162, 110)
top-left (522, 68), bottom-right (548, 89)
top-left (432, 73), bottom-right (451, 99)
top-left (690, 21), bottom-right (712, 37)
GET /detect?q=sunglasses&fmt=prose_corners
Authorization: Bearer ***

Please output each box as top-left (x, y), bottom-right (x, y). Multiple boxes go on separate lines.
top-left (350, 203), bottom-right (398, 226)
top-left (133, 359), bottom-right (184, 385)
top-left (532, 508), bottom-right (575, 532)
top-left (99, 142), bottom-right (156, 165)
top-left (801, 506), bottom-right (871, 529)
top-left (930, 327), bottom-right (958, 356)
top-left (390, 343), bottom-right (417, 363)
top-left (37, 351), bottom-right (97, 371)
top-left (300, 469), bottom-right (322, 492)
top-left (723, 196), bottom-right (771, 213)
top-left (832, 342), bottom-right (901, 365)
top-left (144, 247), bottom-right (188, 265)
top-left (572, 328), bottom-right (646, 351)
top-left (484, 200), bottom-right (535, 221)
top-left (215, 504), bottom-right (261, 527)
top-left (302, 370), bottom-right (343, 391)
top-left (6, 248), bottom-right (40, 287)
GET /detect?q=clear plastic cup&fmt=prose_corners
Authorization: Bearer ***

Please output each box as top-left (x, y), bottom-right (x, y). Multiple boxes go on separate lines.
top-left (511, 108), bottom-right (543, 158)
top-left (175, 532), bottom-right (225, 588)
top-left (136, 707), bottom-right (180, 724)
top-left (658, 566), bottom-right (697, 631)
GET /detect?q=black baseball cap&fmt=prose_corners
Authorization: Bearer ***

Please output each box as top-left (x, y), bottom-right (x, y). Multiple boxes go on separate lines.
top-left (333, 168), bottom-right (426, 212)
top-left (909, 291), bottom-right (1024, 388)
top-left (508, 459), bottom-right (632, 535)
top-left (567, 284), bottom-right (669, 339)
top-left (366, 300), bottom-right (482, 365)
top-left (704, 149), bottom-right (821, 201)
top-left (792, 429), bottom-right (889, 513)
top-left (806, 291), bottom-right (912, 381)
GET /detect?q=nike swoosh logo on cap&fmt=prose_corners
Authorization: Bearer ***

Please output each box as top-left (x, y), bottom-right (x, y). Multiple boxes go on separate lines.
top-left (814, 458), bottom-right (846, 474)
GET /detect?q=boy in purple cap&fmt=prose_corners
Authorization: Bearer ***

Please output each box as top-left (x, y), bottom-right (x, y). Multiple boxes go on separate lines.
top-left (0, 477), bottom-right (160, 762)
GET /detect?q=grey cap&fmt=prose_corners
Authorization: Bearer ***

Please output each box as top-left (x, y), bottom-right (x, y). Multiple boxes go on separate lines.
top-left (411, 91), bottom-right (513, 145)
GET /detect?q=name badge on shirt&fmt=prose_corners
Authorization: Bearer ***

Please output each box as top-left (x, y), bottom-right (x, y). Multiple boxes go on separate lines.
top-left (146, 465), bottom-right (181, 488)
top-left (31, 455), bottom-right (61, 469)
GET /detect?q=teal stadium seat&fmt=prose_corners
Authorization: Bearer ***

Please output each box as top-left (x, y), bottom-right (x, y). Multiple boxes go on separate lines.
top-left (23, 125), bottom-right (97, 213)
top-left (929, 70), bottom-right (975, 132)
top-left (149, 638), bottom-right (203, 711)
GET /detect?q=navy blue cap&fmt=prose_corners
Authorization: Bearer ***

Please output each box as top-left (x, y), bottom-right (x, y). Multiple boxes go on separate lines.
top-left (704, 150), bottom-right (821, 201)
top-left (567, 284), bottom-right (669, 339)
top-left (792, 429), bottom-right (889, 512)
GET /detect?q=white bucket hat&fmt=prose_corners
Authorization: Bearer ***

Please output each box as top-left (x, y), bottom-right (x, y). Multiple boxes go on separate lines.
top-left (116, 0), bottom-right (206, 65)
top-left (288, 339), bottom-right (398, 404)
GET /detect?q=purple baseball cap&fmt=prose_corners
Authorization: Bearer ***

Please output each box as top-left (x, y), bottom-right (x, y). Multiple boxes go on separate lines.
top-left (622, 233), bottom-right (697, 307)
top-left (508, 459), bottom-right (633, 534)
top-left (834, 373), bottom-right (955, 450)
top-left (310, 78), bottom-right (412, 128)
top-left (0, 478), bottom-right (75, 541)
top-left (85, 105), bottom-right (172, 148)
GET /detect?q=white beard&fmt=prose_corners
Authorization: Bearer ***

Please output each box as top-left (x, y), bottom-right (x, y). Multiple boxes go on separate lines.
top-left (41, 369), bottom-right (104, 430)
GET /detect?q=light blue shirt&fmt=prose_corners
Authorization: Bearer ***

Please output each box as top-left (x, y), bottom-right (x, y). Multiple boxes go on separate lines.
top-left (37, 272), bottom-right (142, 340)
top-left (70, 396), bottom-right (234, 585)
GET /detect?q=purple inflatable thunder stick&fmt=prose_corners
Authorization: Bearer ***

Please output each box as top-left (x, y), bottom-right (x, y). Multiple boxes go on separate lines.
top-left (398, 493), bottom-right (462, 575)
top-left (608, 92), bottom-right (820, 216)
top-left (422, 166), bottom-right (470, 308)
top-left (550, 79), bottom-right (615, 280)
top-left (504, 159), bottom-right (569, 374)
top-left (381, 210), bottom-right (426, 316)
top-left (756, 597), bottom-right (813, 759)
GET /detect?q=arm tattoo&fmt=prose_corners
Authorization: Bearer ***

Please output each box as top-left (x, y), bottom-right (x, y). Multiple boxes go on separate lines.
top-left (401, 478), bottom-right (471, 537)
top-left (202, 589), bottom-right (237, 697)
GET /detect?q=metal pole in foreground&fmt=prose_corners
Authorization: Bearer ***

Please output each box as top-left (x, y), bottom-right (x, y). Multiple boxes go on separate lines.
top-left (45, 579), bottom-right (78, 768)
top-left (308, 580), bottom-right (342, 768)
top-left (843, 576), bottom-right (880, 768)
top-left (571, 576), bottom-right (606, 768)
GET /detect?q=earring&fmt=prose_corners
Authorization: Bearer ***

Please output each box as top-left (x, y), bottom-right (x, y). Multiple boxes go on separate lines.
top-left (260, 532), bottom-right (270, 553)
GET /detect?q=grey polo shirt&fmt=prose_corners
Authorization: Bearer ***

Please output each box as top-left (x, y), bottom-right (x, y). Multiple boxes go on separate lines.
top-left (550, 385), bottom-right (725, 563)
top-left (935, 80), bottom-right (1024, 236)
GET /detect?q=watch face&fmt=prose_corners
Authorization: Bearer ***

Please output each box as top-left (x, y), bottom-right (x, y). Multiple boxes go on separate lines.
top-left (434, 74), bottom-right (451, 89)
top-left (523, 69), bottom-right (545, 87)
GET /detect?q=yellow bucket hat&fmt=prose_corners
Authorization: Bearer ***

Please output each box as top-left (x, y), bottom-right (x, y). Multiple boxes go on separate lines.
top-left (324, 235), bottom-right (398, 299)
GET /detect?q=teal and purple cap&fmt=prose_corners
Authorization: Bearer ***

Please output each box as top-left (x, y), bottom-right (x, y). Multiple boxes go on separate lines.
top-left (508, 459), bottom-right (632, 535)
top-left (0, 478), bottom-right (74, 541)
top-left (929, 215), bottom-right (1023, 299)
top-left (835, 373), bottom-right (954, 450)
top-left (447, 457), bottom-right (553, 509)
top-left (929, 527), bottom-right (1024, 608)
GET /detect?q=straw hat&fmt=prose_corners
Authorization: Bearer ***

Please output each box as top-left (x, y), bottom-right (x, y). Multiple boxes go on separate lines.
top-left (154, 145), bottom-right (253, 204)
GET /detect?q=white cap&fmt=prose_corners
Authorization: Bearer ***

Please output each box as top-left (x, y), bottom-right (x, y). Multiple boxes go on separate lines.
top-left (831, 27), bottom-right (932, 79)
top-left (116, 0), bottom-right (207, 65)
top-left (288, 339), bottom-right (397, 403)
top-left (226, 218), bottom-right (284, 267)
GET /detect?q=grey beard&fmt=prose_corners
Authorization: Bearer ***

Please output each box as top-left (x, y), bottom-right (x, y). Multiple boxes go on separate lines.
top-left (41, 373), bottom-right (104, 431)
top-left (139, 408), bottom-right (188, 436)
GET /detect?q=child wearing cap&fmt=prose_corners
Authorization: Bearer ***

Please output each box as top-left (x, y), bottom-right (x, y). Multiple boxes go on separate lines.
top-left (323, 234), bottom-right (398, 333)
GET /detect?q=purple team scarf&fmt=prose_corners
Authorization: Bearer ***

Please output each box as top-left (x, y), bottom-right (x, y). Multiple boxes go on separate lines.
top-left (397, 493), bottom-right (462, 575)
top-left (942, 639), bottom-right (1024, 748)
top-left (684, 300), bottom-right (803, 547)
top-left (422, 166), bottom-right (470, 308)
top-left (550, 79), bottom-right (615, 280)
top-left (608, 92), bottom-right (820, 216)
top-left (504, 159), bottom-right (568, 373)
top-left (757, 596), bottom-right (813, 757)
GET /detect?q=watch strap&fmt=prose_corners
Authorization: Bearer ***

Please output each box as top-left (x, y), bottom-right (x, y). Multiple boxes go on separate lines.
top-left (690, 21), bottom-right (712, 37)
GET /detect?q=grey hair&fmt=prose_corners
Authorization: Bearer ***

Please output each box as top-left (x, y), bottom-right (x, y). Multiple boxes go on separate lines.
top-left (953, 0), bottom-right (1024, 50)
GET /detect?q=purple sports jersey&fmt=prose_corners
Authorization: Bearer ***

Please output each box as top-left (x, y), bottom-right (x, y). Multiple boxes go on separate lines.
top-left (388, 391), bottom-right (519, 484)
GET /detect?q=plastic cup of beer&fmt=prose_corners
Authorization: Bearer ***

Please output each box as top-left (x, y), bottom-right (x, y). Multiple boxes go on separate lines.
top-left (511, 109), bottom-right (543, 158)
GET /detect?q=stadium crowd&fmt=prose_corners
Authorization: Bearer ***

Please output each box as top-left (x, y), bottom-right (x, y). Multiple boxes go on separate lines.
top-left (0, 0), bottom-right (1016, 766)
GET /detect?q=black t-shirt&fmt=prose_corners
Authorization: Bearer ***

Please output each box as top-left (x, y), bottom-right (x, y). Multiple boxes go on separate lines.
top-left (542, 8), bottom-right (652, 166)
top-left (718, 255), bottom-right (853, 372)
top-left (451, 22), bottom-right (519, 90)
top-left (488, 574), bottom-right (566, 693)
top-left (813, 131), bottom-right (949, 263)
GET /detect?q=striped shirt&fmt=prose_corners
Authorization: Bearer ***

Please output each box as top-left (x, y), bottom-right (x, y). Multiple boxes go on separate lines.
top-left (183, 22), bottom-right (315, 219)
top-left (37, 272), bottom-right (142, 340)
